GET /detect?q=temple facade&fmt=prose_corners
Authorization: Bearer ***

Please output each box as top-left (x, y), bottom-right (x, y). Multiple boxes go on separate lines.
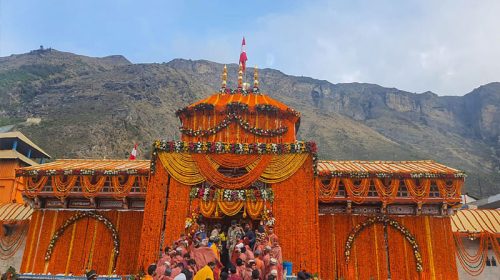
top-left (7, 65), bottom-right (483, 279)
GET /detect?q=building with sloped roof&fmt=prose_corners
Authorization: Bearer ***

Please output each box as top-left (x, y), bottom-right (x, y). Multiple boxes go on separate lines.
top-left (0, 132), bottom-right (50, 273)
top-left (9, 65), bottom-right (472, 279)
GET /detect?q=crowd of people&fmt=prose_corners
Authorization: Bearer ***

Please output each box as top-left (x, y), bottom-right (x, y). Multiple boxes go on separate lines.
top-left (145, 220), bottom-right (285, 280)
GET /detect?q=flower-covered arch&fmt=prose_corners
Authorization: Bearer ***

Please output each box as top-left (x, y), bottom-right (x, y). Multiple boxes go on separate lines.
top-left (44, 211), bottom-right (120, 272)
top-left (345, 215), bottom-right (423, 272)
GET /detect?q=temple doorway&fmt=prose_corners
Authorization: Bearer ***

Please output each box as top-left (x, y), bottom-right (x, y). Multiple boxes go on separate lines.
top-left (197, 210), bottom-right (262, 270)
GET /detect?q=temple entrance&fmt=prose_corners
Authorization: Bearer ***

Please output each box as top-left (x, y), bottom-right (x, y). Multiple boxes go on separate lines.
top-left (195, 209), bottom-right (263, 271)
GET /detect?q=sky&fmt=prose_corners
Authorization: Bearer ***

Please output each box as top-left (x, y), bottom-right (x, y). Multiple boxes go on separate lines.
top-left (1, 0), bottom-right (499, 95)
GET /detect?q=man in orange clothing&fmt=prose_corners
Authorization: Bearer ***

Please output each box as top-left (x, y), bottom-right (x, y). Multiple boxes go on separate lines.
top-left (253, 250), bottom-right (264, 278)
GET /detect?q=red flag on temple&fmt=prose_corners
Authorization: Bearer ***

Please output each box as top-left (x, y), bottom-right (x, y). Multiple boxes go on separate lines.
top-left (129, 143), bottom-right (138, 160)
top-left (239, 37), bottom-right (248, 72)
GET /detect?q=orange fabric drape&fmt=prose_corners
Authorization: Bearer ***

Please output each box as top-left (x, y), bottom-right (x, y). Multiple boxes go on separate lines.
top-left (272, 156), bottom-right (320, 274)
top-left (20, 210), bottom-right (143, 276)
top-left (191, 154), bottom-right (272, 189)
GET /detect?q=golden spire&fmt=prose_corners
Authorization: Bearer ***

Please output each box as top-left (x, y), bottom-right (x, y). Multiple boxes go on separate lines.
top-left (238, 63), bottom-right (243, 88)
top-left (253, 66), bottom-right (259, 89)
top-left (221, 65), bottom-right (227, 89)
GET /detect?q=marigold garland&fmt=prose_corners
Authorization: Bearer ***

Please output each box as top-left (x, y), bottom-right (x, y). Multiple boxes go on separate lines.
top-left (180, 112), bottom-right (288, 137)
top-left (207, 154), bottom-right (261, 168)
top-left (342, 178), bottom-right (370, 204)
top-left (318, 178), bottom-right (340, 203)
top-left (453, 232), bottom-right (499, 276)
top-left (152, 140), bottom-right (317, 155)
top-left (189, 183), bottom-right (274, 202)
top-left (44, 211), bottom-right (120, 271)
top-left (0, 221), bottom-right (29, 260)
top-left (23, 174), bottom-right (148, 199)
top-left (196, 200), bottom-right (265, 219)
top-left (157, 152), bottom-right (312, 189)
top-left (318, 177), bottom-right (462, 204)
top-left (191, 154), bottom-right (272, 189)
top-left (25, 176), bottom-right (48, 197)
top-left (344, 216), bottom-right (423, 272)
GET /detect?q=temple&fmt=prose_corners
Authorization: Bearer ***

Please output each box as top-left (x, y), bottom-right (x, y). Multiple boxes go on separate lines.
top-left (3, 64), bottom-right (496, 279)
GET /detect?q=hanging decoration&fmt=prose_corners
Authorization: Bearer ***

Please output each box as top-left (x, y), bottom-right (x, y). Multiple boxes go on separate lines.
top-left (320, 170), bottom-right (466, 179)
top-left (23, 174), bottom-right (149, 199)
top-left (345, 216), bottom-right (423, 272)
top-left (179, 112), bottom-right (288, 137)
top-left (0, 221), bottom-right (30, 260)
top-left (152, 140), bottom-right (317, 155)
top-left (17, 168), bottom-right (148, 177)
top-left (318, 177), bottom-right (463, 204)
top-left (453, 232), bottom-right (500, 276)
top-left (156, 152), bottom-right (312, 188)
top-left (189, 183), bottom-right (274, 202)
top-left (44, 211), bottom-right (120, 271)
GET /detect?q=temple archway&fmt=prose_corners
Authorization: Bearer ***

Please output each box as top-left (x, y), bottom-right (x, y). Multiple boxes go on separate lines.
top-left (345, 215), bottom-right (423, 272)
top-left (44, 211), bottom-right (120, 271)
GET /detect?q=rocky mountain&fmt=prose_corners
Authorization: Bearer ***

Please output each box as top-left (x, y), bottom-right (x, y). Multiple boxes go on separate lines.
top-left (0, 49), bottom-right (499, 197)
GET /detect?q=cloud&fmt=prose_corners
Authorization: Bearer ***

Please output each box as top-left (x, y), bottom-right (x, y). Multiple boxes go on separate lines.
top-left (183, 1), bottom-right (500, 95)
top-left (2, 1), bottom-right (500, 95)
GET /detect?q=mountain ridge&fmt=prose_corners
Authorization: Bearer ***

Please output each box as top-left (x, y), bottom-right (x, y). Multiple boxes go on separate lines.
top-left (0, 49), bottom-right (498, 197)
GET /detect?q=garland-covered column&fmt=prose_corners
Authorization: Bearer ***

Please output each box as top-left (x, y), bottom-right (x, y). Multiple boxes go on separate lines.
top-left (136, 161), bottom-right (169, 272)
top-left (272, 155), bottom-right (321, 274)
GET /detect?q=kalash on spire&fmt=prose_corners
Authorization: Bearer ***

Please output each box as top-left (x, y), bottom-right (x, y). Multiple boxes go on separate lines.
top-left (174, 38), bottom-right (301, 144)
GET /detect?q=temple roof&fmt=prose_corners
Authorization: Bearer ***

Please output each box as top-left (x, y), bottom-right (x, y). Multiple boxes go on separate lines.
top-left (317, 160), bottom-right (465, 178)
top-left (177, 92), bottom-right (301, 119)
top-left (451, 209), bottom-right (500, 235)
top-left (16, 159), bottom-right (150, 176)
top-left (0, 203), bottom-right (33, 222)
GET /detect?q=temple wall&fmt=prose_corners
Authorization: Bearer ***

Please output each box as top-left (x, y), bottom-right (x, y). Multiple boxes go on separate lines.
top-left (456, 239), bottom-right (499, 280)
top-left (137, 155), bottom-right (321, 274)
top-left (20, 209), bottom-right (143, 276)
top-left (271, 156), bottom-right (320, 274)
top-left (0, 160), bottom-right (24, 203)
top-left (319, 214), bottom-right (458, 280)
